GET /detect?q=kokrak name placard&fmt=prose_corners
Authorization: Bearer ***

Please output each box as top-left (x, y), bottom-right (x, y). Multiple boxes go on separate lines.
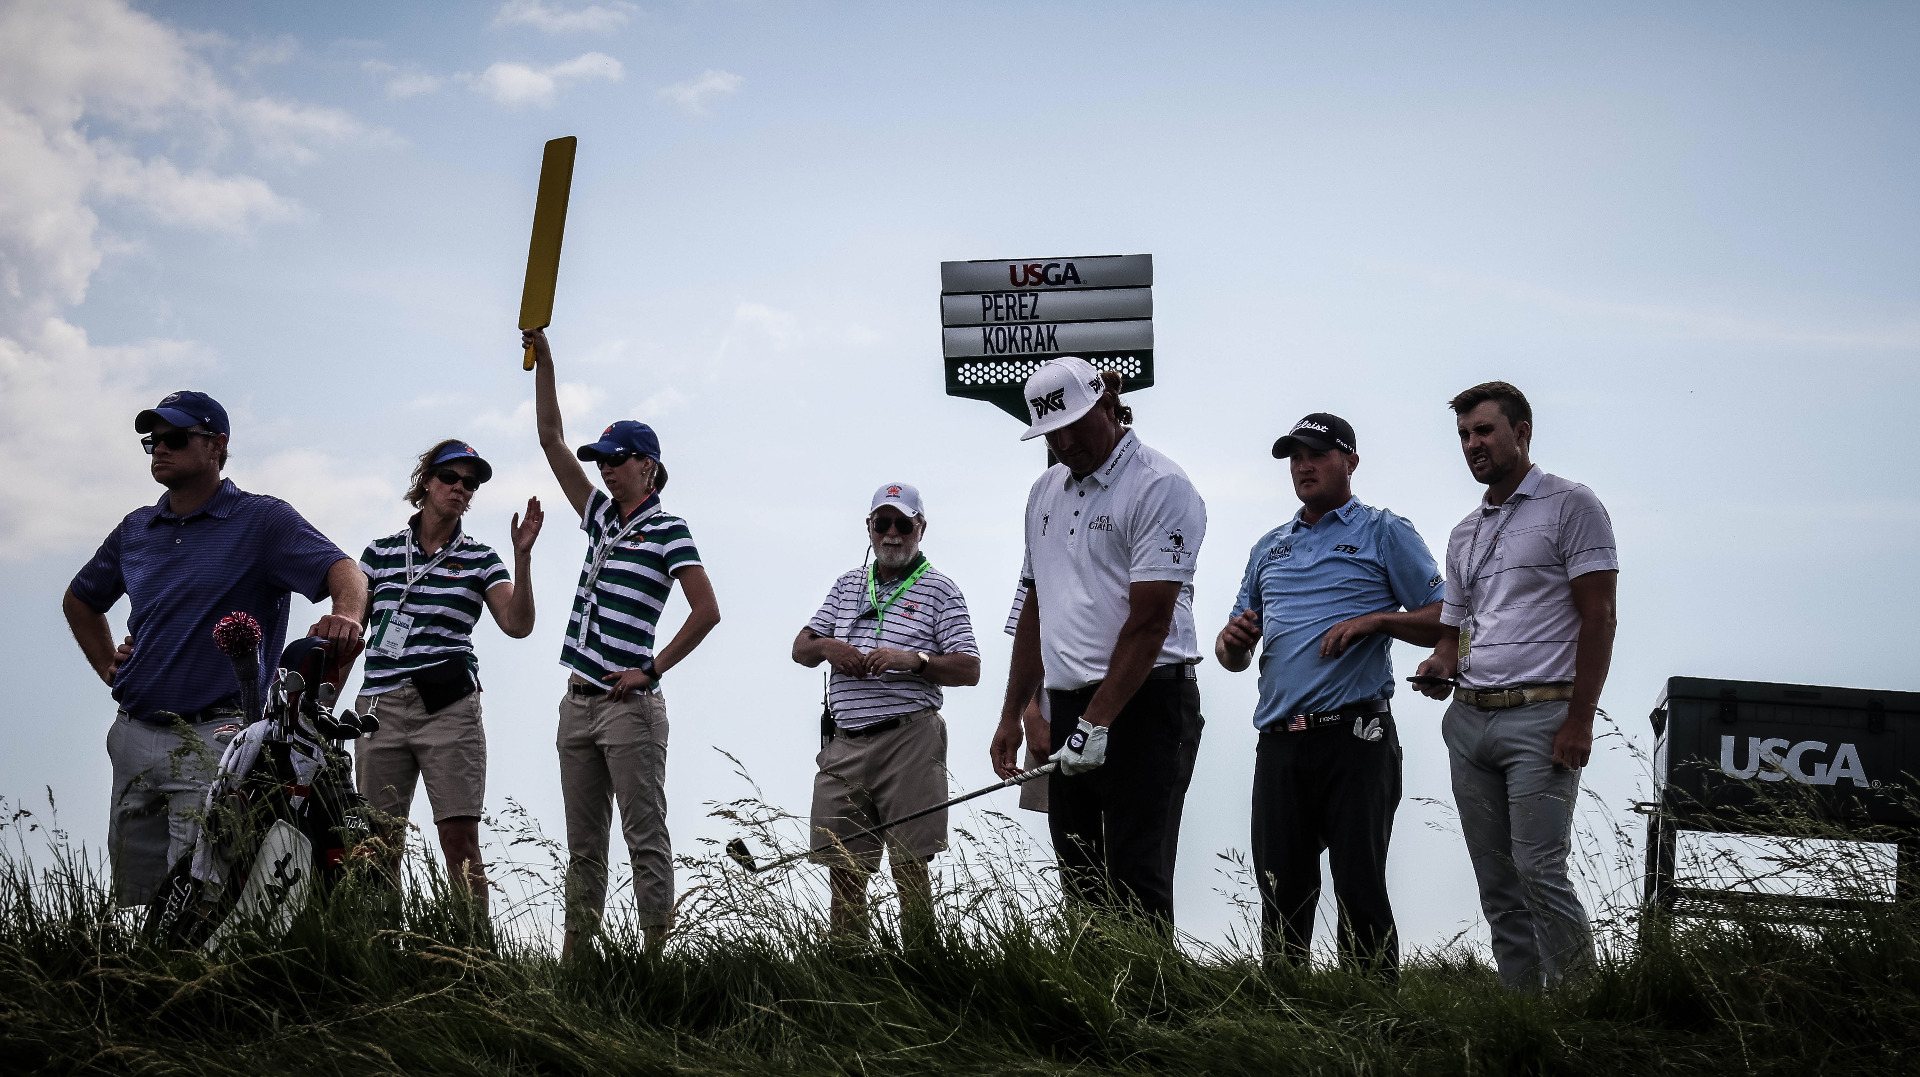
top-left (939, 254), bottom-right (1154, 422)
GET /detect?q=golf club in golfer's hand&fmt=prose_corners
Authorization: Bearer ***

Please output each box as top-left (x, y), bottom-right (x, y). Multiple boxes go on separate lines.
top-left (725, 760), bottom-right (1058, 875)
top-left (1051, 718), bottom-right (1108, 776)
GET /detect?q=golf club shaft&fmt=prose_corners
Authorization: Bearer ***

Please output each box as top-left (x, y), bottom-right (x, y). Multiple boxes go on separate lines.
top-left (747, 760), bottom-right (1057, 874)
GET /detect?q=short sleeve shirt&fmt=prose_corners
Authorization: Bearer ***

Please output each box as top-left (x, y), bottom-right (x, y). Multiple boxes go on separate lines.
top-left (1019, 429), bottom-right (1207, 691)
top-left (68, 479), bottom-right (346, 722)
top-left (807, 556), bottom-right (979, 728)
top-left (1231, 497), bottom-right (1444, 728)
top-left (358, 517), bottom-right (511, 694)
top-left (561, 490), bottom-right (703, 681)
top-left (1440, 466), bottom-right (1619, 689)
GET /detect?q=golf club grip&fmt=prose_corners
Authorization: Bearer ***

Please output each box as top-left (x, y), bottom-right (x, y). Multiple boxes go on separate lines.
top-left (523, 344), bottom-right (536, 371)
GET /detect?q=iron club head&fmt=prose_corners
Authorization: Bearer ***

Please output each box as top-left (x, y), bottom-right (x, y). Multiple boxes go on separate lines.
top-left (724, 838), bottom-right (758, 872)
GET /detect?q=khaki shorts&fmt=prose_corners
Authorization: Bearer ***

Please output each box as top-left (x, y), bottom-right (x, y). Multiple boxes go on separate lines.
top-left (354, 682), bottom-right (486, 823)
top-left (810, 708), bottom-right (949, 872)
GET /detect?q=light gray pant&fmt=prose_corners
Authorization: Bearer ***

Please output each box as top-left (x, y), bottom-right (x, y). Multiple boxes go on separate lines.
top-left (1442, 699), bottom-right (1595, 991)
top-left (557, 685), bottom-right (672, 932)
top-left (106, 712), bottom-right (227, 907)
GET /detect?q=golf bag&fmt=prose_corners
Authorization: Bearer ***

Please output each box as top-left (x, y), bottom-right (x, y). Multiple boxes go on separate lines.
top-left (145, 633), bottom-right (379, 951)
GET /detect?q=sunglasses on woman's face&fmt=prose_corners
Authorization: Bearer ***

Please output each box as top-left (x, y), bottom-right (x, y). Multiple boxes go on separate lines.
top-left (597, 452), bottom-right (639, 469)
top-left (869, 514), bottom-right (918, 535)
top-left (433, 469), bottom-right (482, 491)
top-left (141, 429), bottom-right (216, 454)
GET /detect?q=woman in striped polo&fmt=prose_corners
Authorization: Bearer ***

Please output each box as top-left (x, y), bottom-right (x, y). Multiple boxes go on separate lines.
top-left (354, 439), bottom-right (543, 907)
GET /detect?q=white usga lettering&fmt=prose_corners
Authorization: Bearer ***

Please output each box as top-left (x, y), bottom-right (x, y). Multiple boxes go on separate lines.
top-left (1719, 735), bottom-right (1870, 787)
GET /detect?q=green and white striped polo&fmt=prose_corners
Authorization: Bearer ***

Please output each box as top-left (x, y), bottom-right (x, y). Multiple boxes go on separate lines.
top-left (358, 518), bottom-right (510, 694)
top-left (561, 490), bottom-right (702, 682)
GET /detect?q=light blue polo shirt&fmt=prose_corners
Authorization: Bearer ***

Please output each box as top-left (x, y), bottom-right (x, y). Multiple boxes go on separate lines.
top-left (1230, 497), bottom-right (1445, 730)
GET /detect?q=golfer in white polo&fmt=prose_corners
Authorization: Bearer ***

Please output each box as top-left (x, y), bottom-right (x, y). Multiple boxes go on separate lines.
top-left (990, 358), bottom-right (1208, 927)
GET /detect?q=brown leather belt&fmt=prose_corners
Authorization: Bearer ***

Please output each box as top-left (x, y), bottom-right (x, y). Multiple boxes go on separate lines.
top-left (1453, 682), bottom-right (1575, 709)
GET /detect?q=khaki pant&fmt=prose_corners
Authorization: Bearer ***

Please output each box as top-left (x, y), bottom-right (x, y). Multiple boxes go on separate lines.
top-left (106, 712), bottom-right (228, 907)
top-left (353, 684), bottom-right (486, 823)
top-left (810, 709), bottom-right (949, 872)
top-left (558, 682), bottom-right (672, 932)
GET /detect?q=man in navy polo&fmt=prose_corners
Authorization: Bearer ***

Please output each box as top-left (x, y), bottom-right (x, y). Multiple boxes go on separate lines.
top-left (61, 391), bottom-right (367, 906)
top-left (1214, 413), bottom-right (1444, 977)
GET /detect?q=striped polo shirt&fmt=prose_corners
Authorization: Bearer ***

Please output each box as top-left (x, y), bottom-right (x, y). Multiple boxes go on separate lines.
top-left (358, 517), bottom-right (510, 694)
top-left (807, 556), bottom-right (979, 728)
top-left (562, 490), bottom-right (703, 682)
top-left (1440, 465), bottom-right (1618, 690)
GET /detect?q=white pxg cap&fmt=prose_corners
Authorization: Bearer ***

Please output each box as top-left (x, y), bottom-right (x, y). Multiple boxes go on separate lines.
top-left (1019, 356), bottom-right (1105, 441)
top-left (870, 481), bottom-right (923, 518)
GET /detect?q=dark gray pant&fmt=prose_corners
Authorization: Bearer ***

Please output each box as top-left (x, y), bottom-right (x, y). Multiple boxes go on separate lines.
top-left (1048, 678), bottom-right (1204, 925)
top-left (1251, 712), bottom-right (1401, 974)
top-left (1443, 699), bottom-right (1595, 990)
top-left (106, 712), bottom-right (226, 907)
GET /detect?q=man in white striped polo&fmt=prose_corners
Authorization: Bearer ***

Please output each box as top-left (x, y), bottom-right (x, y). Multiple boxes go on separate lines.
top-left (526, 328), bottom-right (723, 957)
top-left (1412, 380), bottom-right (1619, 992)
top-left (354, 439), bottom-right (543, 908)
top-left (793, 482), bottom-right (980, 938)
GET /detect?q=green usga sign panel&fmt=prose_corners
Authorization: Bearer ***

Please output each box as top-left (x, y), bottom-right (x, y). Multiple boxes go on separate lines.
top-left (939, 254), bottom-right (1154, 422)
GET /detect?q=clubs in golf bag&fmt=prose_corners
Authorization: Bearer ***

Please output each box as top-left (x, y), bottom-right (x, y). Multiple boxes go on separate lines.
top-left (146, 623), bottom-right (379, 951)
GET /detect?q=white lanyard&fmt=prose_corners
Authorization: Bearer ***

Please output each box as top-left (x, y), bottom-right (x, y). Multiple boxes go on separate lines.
top-left (1459, 495), bottom-right (1523, 671)
top-left (396, 534), bottom-right (459, 614)
top-left (577, 503), bottom-right (658, 646)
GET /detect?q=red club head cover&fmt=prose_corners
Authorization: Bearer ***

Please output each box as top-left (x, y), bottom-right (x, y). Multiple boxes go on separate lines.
top-left (213, 611), bottom-right (262, 660)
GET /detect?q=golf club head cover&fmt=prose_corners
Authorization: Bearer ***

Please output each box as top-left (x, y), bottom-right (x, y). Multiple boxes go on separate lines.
top-left (213, 611), bottom-right (263, 723)
top-left (1051, 717), bottom-right (1108, 776)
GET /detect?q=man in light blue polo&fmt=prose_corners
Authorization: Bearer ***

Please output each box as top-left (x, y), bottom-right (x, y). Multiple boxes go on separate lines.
top-left (1214, 412), bottom-right (1444, 976)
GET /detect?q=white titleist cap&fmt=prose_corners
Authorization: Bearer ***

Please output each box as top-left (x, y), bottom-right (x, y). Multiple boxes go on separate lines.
top-left (869, 481), bottom-right (923, 518)
top-left (1018, 356), bottom-right (1104, 441)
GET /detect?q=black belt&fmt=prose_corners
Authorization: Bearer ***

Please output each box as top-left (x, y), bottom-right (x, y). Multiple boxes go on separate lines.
top-left (1268, 698), bottom-right (1390, 734)
top-left (834, 707), bottom-right (934, 740)
top-left (1057, 663), bottom-right (1197, 699)
top-left (134, 697), bottom-right (243, 725)
top-left (568, 681), bottom-right (606, 696)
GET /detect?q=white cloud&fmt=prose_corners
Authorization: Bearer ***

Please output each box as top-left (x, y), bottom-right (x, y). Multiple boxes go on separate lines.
top-left (238, 35), bottom-right (298, 72)
top-left (729, 302), bottom-right (801, 349)
top-left (0, 318), bottom-right (206, 559)
top-left (492, 0), bottom-right (636, 35)
top-left (0, 0), bottom-right (385, 328)
top-left (386, 73), bottom-right (444, 99)
top-left (634, 387), bottom-right (689, 421)
top-left (0, 0), bottom-right (393, 559)
top-left (655, 69), bottom-right (742, 116)
top-left (472, 382), bottom-right (606, 433)
top-left (473, 52), bottom-right (624, 109)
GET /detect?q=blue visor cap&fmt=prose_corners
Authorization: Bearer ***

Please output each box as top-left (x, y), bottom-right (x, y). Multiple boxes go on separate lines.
top-left (576, 420), bottom-right (661, 464)
top-left (430, 441), bottom-right (493, 484)
top-left (135, 390), bottom-right (230, 436)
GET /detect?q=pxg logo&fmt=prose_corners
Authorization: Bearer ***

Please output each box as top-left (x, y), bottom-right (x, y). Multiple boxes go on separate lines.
top-left (1719, 735), bottom-right (1872, 788)
top-left (1030, 388), bottom-right (1068, 417)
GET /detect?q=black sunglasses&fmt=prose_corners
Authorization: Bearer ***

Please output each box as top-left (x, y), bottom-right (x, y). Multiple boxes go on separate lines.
top-left (870, 514), bottom-right (918, 535)
top-left (432, 468), bottom-right (482, 491)
top-left (596, 452), bottom-right (644, 468)
top-left (141, 429), bottom-right (217, 454)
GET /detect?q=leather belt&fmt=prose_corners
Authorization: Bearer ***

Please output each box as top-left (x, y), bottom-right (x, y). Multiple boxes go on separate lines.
top-left (1454, 682), bottom-right (1575, 709)
top-left (133, 698), bottom-right (243, 725)
top-left (1057, 663), bottom-right (1197, 700)
top-left (568, 681), bottom-right (606, 696)
top-left (835, 707), bottom-right (935, 739)
top-left (1271, 698), bottom-right (1390, 734)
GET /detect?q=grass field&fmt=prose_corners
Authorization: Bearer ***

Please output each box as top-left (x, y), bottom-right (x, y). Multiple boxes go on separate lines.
top-left (3, 782), bottom-right (1917, 1076)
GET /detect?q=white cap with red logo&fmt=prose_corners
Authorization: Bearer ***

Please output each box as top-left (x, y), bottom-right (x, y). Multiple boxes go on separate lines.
top-left (869, 481), bottom-right (924, 518)
top-left (1018, 356), bottom-right (1104, 441)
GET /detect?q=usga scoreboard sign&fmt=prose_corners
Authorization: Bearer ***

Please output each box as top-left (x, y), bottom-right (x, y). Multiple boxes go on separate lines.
top-left (940, 254), bottom-right (1153, 421)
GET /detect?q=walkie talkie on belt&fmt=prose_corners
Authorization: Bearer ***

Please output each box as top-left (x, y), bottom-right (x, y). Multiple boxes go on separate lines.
top-left (819, 670), bottom-right (835, 748)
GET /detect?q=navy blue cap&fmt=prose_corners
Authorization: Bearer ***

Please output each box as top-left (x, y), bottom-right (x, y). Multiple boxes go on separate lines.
top-left (136, 391), bottom-right (230, 437)
top-left (576, 420), bottom-right (661, 463)
top-left (430, 441), bottom-right (493, 484)
top-left (1272, 412), bottom-right (1357, 458)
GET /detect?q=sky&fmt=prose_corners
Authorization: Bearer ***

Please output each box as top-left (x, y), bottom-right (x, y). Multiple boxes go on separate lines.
top-left (2, 0), bottom-right (1917, 955)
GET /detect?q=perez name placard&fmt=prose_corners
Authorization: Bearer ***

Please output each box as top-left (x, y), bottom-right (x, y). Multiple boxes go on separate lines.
top-left (939, 253), bottom-right (1153, 422)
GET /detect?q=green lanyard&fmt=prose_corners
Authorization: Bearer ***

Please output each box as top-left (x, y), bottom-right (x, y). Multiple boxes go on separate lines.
top-left (866, 557), bottom-right (930, 642)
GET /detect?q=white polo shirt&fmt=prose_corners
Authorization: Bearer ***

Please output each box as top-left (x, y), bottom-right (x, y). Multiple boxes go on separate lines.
top-left (1020, 429), bottom-right (1207, 691)
top-left (1440, 465), bottom-right (1618, 689)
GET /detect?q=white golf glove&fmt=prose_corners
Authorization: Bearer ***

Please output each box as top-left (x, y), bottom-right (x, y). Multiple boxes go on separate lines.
top-left (1051, 717), bottom-right (1109, 776)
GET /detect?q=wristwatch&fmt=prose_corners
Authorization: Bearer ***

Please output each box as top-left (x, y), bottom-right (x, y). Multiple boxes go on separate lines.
top-left (915, 651), bottom-right (931, 674)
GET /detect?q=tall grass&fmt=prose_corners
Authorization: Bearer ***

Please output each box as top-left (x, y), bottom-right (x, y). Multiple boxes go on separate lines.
top-left (3, 766), bottom-right (1919, 1077)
